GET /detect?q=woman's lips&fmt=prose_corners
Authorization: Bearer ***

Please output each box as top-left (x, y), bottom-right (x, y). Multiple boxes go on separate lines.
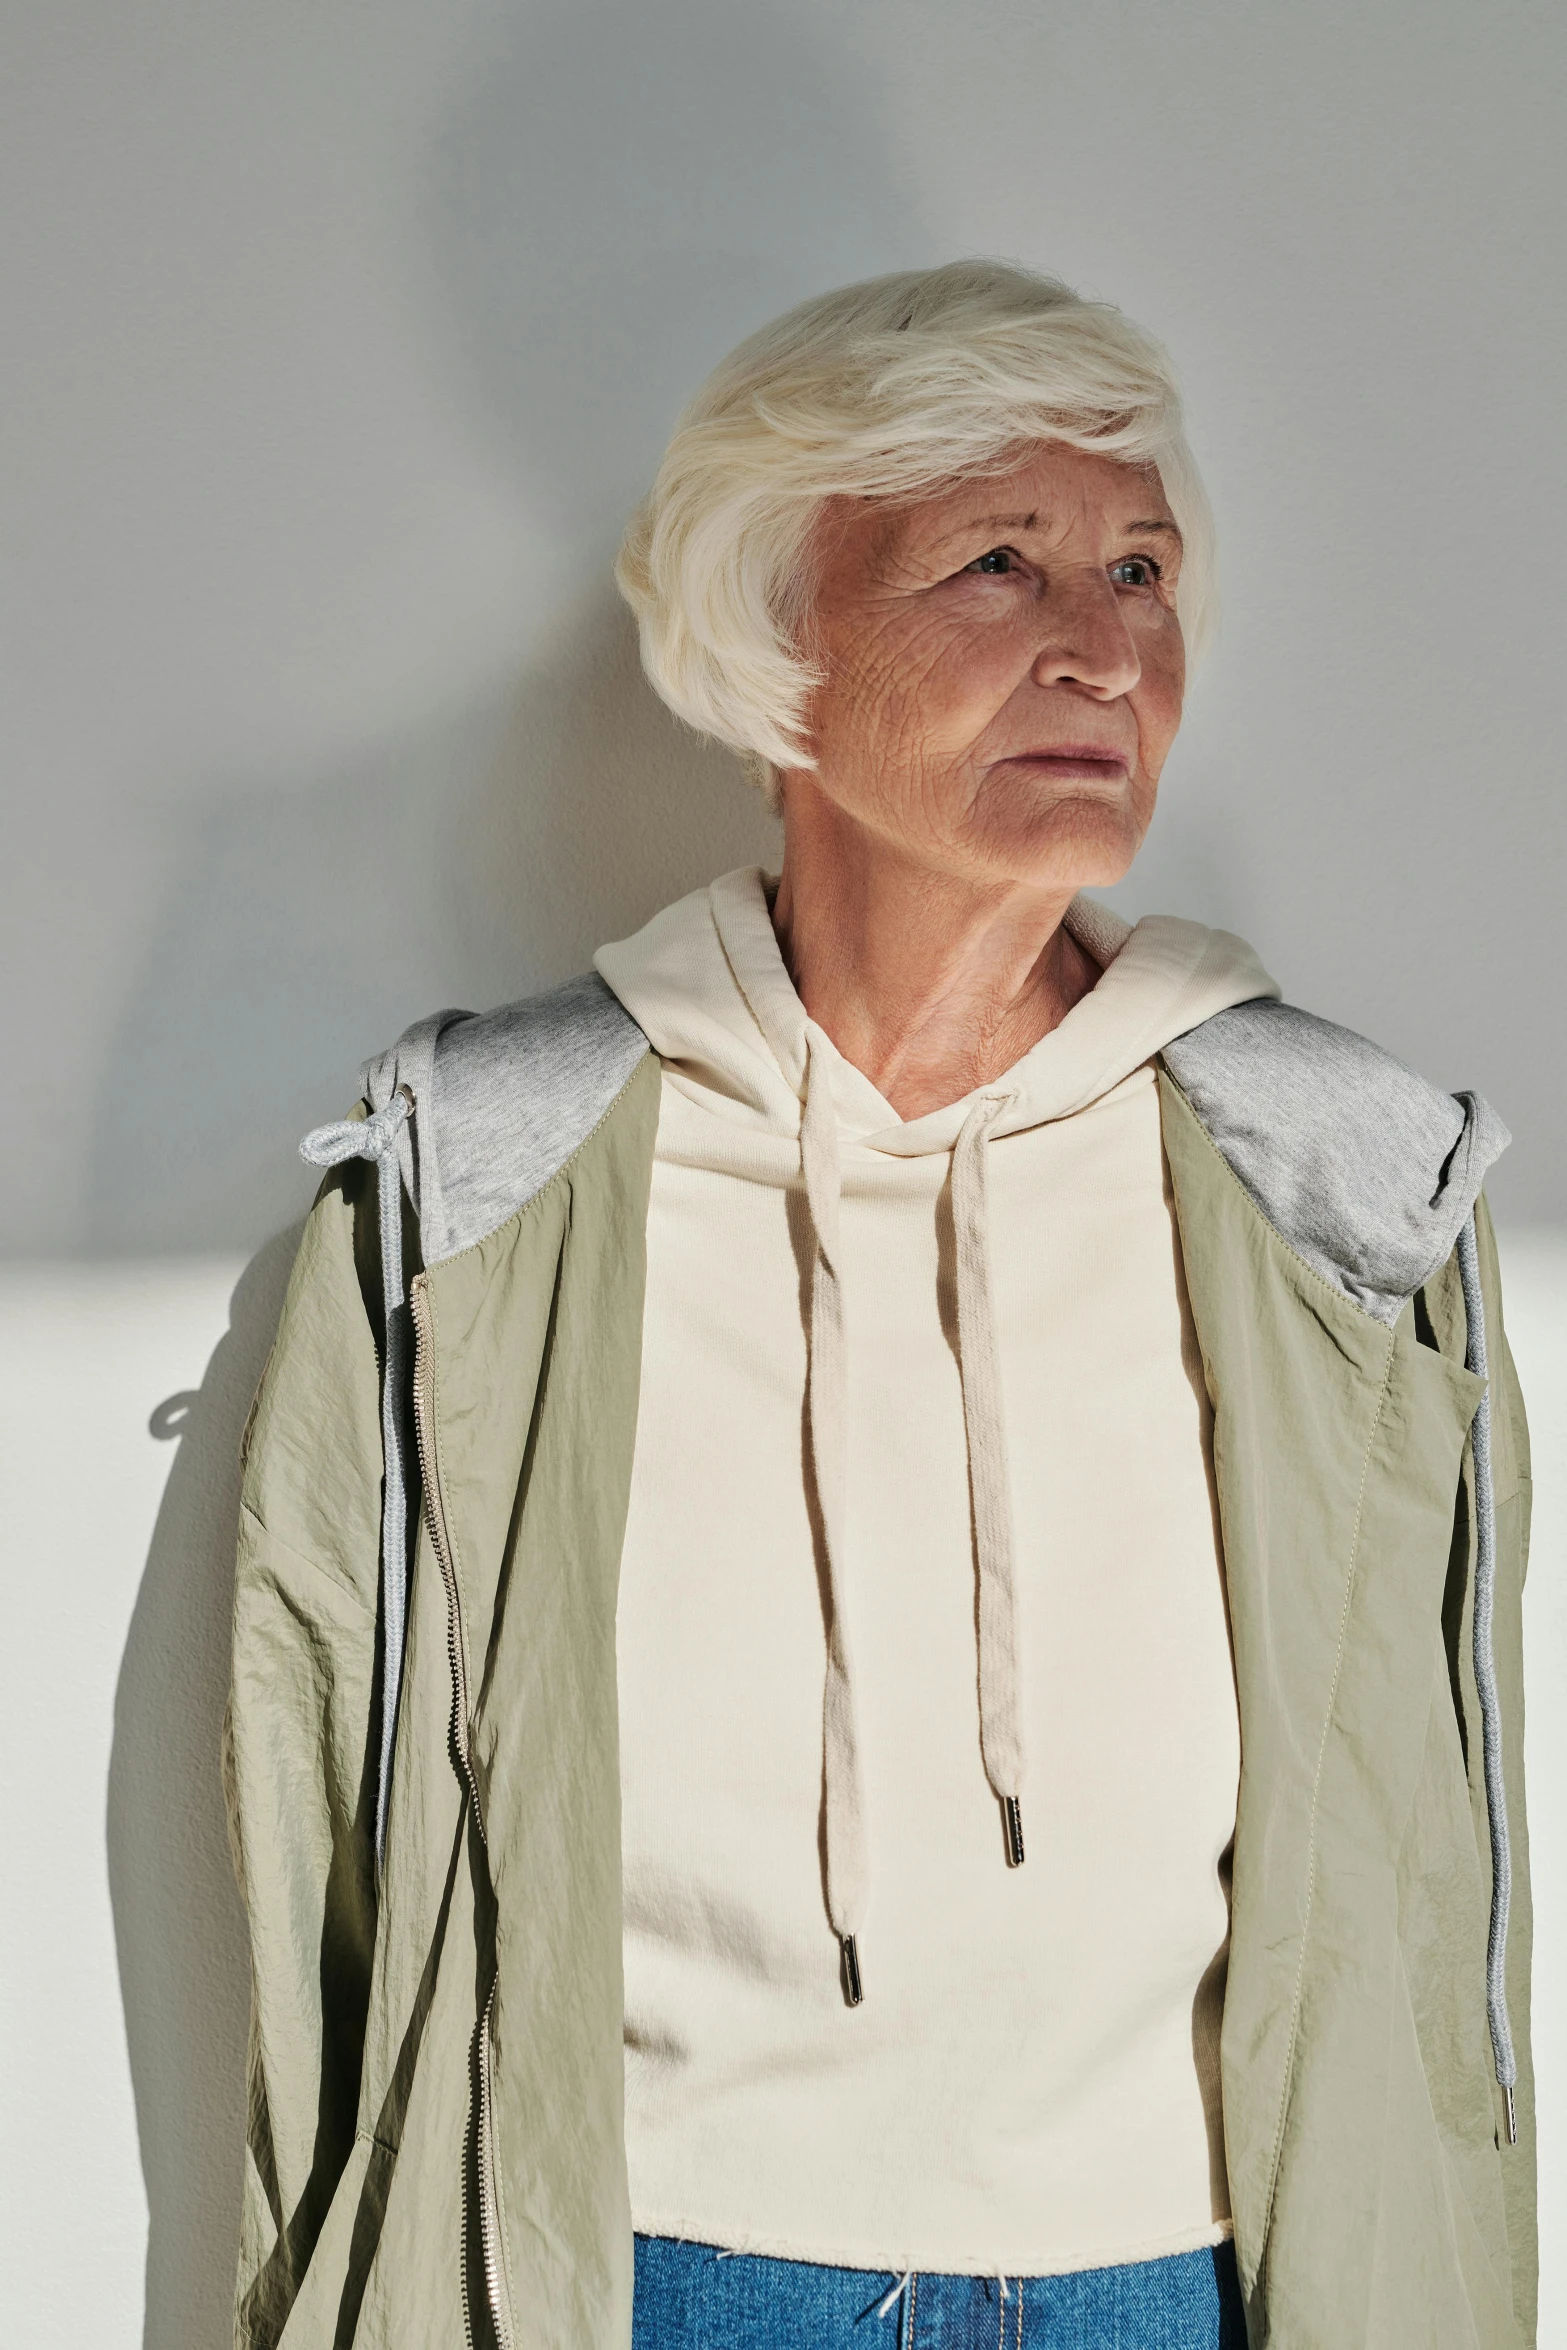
top-left (995, 747), bottom-right (1131, 780)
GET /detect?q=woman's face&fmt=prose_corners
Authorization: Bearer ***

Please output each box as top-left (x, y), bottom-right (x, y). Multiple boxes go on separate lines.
top-left (786, 442), bottom-right (1186, 892)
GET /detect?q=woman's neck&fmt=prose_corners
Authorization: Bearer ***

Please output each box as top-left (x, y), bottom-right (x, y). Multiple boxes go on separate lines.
top-left (770, 787), bottom-right (1101, 1121)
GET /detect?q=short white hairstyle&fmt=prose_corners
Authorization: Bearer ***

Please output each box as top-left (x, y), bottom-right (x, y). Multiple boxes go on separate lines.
top-left (616, 259), bottom-right (1216, 788)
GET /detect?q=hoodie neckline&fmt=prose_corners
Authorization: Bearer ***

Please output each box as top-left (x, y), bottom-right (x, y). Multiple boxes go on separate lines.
top-left (698, 868), bottom-right (1279, 1155)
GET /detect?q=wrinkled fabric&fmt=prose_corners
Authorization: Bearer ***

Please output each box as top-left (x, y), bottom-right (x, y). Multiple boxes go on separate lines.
top-left (226, 956), bottom-right (1535, 2350)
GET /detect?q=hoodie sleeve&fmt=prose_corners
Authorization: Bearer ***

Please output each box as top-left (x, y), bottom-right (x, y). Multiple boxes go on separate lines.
top-left (223, 1142), bottom-right (388, 2348)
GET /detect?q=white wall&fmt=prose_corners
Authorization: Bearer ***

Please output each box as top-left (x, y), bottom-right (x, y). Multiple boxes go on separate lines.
top-left (3, 3), bottom-right (1563, 2343)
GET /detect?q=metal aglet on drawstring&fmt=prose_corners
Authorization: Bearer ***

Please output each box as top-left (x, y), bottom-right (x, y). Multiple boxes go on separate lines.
top-left (1003, 1795), bottom-right (1025, 1868)
top-left (841, 1935), bottom-right (863, 2007)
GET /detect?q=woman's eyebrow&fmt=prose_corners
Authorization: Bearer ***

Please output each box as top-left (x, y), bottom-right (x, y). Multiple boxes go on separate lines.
top-left (926, 510), bottom-right (1040, 548)
top-left (923, 509), bottom-right (1183, 551)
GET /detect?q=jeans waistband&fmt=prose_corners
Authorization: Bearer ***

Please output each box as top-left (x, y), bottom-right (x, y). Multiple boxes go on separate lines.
top-left (632, 2231), bottom-right (1248, 2348)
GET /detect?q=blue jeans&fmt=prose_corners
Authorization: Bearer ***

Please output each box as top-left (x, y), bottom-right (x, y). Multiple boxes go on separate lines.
top-left (633, 2233), bottom-right (1248, 2348)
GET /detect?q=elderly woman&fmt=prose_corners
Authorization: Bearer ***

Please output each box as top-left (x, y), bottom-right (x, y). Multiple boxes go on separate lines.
top-left (228, 264), bottom-right (1535, 2350)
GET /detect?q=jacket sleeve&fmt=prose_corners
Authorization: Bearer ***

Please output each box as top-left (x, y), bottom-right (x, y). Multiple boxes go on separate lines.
top-left (223, 1150), bottom-right (387, 2349)
top-left (1474, 1196), bottom-right (1538, 2341)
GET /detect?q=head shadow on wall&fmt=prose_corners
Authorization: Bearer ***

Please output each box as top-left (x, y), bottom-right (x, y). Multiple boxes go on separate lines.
top-left (87, 0), bottom-right (930, 1258)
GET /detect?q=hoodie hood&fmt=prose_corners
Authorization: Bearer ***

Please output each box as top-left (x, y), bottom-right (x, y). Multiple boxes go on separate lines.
top-left (595, 867), bottom-right (1281, 1148)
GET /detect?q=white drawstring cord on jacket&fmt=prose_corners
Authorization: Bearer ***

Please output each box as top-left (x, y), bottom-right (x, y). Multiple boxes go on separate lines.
top-left (300, 1085), bottom-right (414, 1883)
top-left (1455, 1209), bottom-right (1518, 2141)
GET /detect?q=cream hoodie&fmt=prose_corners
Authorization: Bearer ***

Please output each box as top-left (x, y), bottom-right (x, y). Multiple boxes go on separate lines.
top-left (595, 869), bottom-right (1280, 2279)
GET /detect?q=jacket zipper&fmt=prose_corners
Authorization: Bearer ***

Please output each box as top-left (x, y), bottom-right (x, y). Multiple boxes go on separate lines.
top-left (474, 1980), bottom-right (514, 2350)
top-left (410, 1275), bottom-right (514, 2350)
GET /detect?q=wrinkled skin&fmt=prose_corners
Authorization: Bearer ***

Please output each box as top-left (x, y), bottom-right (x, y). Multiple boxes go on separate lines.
top-left (772, 442), bottom-right (1187, 1116)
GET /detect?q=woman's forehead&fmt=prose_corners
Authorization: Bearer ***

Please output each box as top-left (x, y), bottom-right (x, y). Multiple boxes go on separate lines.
top-left (913, 447), bottom-right (1172, 526)
top-left (829, 450), bottom-right (1177, 573)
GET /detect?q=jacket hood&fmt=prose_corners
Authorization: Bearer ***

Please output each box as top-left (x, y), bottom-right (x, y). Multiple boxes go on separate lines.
top-left (594, 867), bottom-right (1281, 1148)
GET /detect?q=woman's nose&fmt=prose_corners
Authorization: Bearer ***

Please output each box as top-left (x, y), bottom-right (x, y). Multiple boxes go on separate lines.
top-left (1029, 572), bottom-right (1141, 699)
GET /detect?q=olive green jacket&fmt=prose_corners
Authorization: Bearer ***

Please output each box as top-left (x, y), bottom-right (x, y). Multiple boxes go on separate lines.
top-left (226, 982), bottom-right (1534, 2349)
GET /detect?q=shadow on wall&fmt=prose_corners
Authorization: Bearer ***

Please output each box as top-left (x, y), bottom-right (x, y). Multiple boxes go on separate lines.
top-left (108, 1231), bottom-right (300, 2350)
top-left (99, 4), bottom-right (924, 2341)
top-left (84, 0), bottom-right (926, 1256)
top-left (84, 602), bottom-right (781, 1255)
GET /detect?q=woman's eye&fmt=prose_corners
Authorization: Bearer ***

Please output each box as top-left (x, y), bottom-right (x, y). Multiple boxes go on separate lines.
top-left (1111, 555), bottom-right (1161, 588)
top-left (965, 547), bottom-right (1016, 575)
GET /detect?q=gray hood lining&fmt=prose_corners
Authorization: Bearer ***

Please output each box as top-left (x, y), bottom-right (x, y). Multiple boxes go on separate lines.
top-left (1161, 999), bottom-right (1509, 1326)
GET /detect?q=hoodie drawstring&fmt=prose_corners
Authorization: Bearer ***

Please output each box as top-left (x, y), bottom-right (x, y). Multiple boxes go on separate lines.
top-left (1455, 1211), bottom-right (1518, 2143)
top-left (300, 1085), bottom-right (414, 1885)
top-left (951, 1093), bottom-right (1028, 1867)
top-left (800, 1040), bottom-right (869, 2003)
top-left (800, 1047), bottom-right (1027, 2002)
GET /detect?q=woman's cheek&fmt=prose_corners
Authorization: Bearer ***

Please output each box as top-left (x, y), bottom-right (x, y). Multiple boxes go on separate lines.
top-left (1141, 611), bottom-right (1186, 707)
top-left (944, 623), bottom-right (1029, 729)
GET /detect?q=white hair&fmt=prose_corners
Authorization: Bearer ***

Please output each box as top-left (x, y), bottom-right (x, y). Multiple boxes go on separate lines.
top-left (615, 259), bottom-right (1216, 787)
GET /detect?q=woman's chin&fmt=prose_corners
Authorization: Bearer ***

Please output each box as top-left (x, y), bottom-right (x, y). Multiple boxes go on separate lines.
top-left (964, 797), bottom-right (1149, 896)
